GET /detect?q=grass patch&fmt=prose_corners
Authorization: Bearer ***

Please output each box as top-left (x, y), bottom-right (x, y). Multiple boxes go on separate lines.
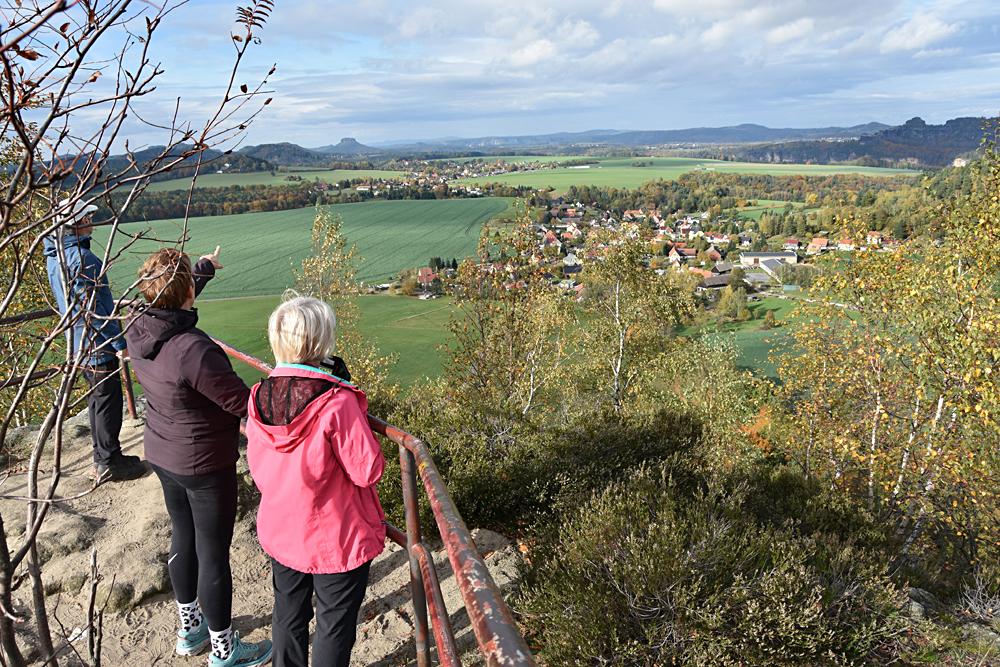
top-left (195, 294), bottom-right (455, 387)
top-left (678, 296), bottom-right (799, 379)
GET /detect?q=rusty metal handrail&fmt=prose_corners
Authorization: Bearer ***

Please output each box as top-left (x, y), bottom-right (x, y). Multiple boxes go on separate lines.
top-left (211, 337), bottom-right (536, 667)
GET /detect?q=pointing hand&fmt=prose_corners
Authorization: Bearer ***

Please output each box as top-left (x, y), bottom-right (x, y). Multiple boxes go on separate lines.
top-left (200, 245), bottom-right (224, 270)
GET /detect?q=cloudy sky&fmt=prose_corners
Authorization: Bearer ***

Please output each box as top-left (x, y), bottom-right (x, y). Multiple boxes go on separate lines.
top-left (76, 0), bottom-right (1000, 146)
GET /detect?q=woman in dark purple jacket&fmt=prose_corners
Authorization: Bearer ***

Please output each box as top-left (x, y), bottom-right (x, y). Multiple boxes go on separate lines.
top-left (126, 247), bottom-right (271, 667)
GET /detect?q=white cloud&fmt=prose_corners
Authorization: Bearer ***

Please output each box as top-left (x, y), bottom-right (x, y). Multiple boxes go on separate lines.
top-left (767, 17), bottom-right (815, 45)
top-left (65, 0), bottom-right (1000, 145)
top-left (880, 13), bottom-right (959, 53)
top-left (508, 39), bottom-right (558, 67)
top-left (398, 7), bottom-right (448, 39)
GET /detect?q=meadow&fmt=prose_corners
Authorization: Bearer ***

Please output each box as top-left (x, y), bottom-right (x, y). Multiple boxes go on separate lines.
top-left (730, 199), bottom-right (809, 220)
top-left (144, 169), bottom-right (407, 192)
top-left (196, 294), bottom-right (455, 386)
top-left (678, 296), bottom-right (799, 379)
top-left (456, 156), bottom-right (917, 192)
top-left (94, 198), bottom-right (511, 295)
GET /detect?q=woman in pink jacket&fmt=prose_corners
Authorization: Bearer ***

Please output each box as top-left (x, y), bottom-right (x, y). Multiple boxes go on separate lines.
top-left (245, 295), bottom-right (385, 667)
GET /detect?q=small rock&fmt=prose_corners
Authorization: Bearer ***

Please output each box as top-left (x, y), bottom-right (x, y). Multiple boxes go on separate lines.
top-left (961, 622), bottom-right (1000, 651)
top-left (906, 600), bottom-right (925, 620)
top-left (908, 587), bottom-right (941, 612)
top-left (471, 528), bottom-right (510, 556)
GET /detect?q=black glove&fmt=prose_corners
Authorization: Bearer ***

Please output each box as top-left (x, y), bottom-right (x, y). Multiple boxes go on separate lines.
top-left (319, 355), bottom-right (351, 382)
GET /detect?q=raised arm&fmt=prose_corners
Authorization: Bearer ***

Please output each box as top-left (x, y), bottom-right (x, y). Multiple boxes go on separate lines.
top-left (184, 340), bottom-right (251, 418)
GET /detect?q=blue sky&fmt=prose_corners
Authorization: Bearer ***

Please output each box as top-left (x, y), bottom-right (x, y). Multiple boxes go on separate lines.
top-left (70, 0), bottom-right (1000, 146)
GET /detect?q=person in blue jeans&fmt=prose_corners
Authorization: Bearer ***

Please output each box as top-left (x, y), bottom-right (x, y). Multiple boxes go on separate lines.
top-left (43, 198), bottom-right (145, 483)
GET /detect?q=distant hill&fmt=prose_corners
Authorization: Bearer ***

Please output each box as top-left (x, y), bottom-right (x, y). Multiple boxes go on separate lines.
top-left (238, 142), bottom-right (329, 167)
top-left (313, 137), bottom-right (383, 157)
top-left (98, 145), bottom-right (272, 183)
top-left (725, 117), bottom-right (993, 168)
top-left (383, 123), bottom-right (892, 151)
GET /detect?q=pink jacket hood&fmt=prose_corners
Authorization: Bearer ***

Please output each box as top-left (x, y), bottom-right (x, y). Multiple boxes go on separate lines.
top-left (246, 364), bottom-right (385, 574)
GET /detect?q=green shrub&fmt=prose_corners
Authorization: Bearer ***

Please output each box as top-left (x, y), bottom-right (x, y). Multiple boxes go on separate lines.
top-left (380, 380), bottom-right (705, 537)
top-left (520, 466), bottom-right (910, 666)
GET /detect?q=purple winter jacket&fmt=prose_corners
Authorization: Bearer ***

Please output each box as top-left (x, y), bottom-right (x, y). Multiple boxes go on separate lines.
top-left (125, 260), bottom-right (250, 476)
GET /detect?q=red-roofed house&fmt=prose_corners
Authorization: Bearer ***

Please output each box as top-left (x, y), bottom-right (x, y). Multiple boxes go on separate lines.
top-left (806, 237), bottom-right (829, 255)
top-left (417, 267), bottom-right (437, 288)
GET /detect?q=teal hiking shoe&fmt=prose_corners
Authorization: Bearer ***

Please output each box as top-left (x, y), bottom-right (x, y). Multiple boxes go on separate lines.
top-left (175, 623), bottom-right (209, 656)
top-left (208, 632), bottom-right (272, 667)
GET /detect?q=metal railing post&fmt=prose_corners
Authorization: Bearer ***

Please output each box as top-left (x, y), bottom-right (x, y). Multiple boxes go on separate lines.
top-left (400, 444), bottom-right (431, 667)
top-left (119, 359), bottom-right (137, 420)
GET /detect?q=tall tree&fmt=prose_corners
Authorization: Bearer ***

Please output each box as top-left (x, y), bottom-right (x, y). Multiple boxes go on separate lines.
top-left (294, 209), bottom-right (397, 409)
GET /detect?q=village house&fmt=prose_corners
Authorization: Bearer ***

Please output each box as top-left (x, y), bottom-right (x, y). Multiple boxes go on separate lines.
top-left (783, 238), bottom-right (801, 252)
top-left (759, 258), bottom-right (786, 280)
top-left (837, 238), bottom-right (855, 252)
top-left (417, 267), bottom-right (437, 289)
top-left (866, 231), bottom-right (883, 247)
top-left (696, 274), bottom-right (733, 294)
top-left (739, 251), bottom-right (798, 268)
top-left (669, 246), bottom-right (698, 264)
top-left (806, 237), bottom-right (829, 255)
top-left (705, 246), bottom-right (724, 263)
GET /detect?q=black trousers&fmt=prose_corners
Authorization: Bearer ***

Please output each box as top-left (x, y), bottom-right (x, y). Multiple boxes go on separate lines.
top-left (271, 558), bottom-right (371, 667)
top-left (81, 358), bottom-right (123, 465)
top-left (152, 463), bottom-right (238, 632)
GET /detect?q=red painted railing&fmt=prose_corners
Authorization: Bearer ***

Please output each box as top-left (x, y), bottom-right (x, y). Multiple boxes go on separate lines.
top-left (213, 337), bottom-right (536, 667)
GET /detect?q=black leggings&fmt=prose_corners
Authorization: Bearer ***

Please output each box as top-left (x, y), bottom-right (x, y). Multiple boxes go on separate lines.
top-left (151, 463), bottom-right (237, 632)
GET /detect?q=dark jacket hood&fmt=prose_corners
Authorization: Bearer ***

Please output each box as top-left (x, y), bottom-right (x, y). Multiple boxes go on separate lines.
top-left (128, 308), bottom-right (199, 361)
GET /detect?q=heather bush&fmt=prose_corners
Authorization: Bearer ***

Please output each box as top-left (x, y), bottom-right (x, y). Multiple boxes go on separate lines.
top-left (520, 466), bottom-right (910, 666)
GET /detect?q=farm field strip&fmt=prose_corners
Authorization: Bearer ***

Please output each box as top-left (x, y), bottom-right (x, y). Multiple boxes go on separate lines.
top-left (94, 198), bottom-right (511, 297)
top-left (145, 169), bottom-right (408, 192)
top-left (455, 156), bottom-right (917, 192)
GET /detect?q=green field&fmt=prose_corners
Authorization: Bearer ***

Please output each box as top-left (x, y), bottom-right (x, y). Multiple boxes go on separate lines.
top-left (679, 297), bottom-right (799, 379)
top-left (731, 199), bottom-right (810, 221)
top-left (195, 294), bottom-right (455, 386)
top-left (456, 157), bottom-right (917, 192)
top-left (145, 169), bottom-right (407, 192)
top-left (94, 198), bottom-right (511, 295)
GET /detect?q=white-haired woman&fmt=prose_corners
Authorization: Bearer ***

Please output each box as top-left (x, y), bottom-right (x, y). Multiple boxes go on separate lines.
top-left (245, 295), bottom-right (385, 667)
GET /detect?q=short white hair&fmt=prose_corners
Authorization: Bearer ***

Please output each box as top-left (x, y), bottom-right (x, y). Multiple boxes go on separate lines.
top-left (267, 292), bottom-right (336, 365)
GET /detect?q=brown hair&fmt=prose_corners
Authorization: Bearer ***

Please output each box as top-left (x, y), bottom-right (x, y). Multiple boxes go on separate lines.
top-left (137, 249), bottom-right (193, 309)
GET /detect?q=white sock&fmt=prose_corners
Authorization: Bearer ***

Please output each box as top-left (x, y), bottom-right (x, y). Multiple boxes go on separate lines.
top-left (176, 598), bottom-right (203, 633)
top-left (210, 626), bottom-right (234, 660)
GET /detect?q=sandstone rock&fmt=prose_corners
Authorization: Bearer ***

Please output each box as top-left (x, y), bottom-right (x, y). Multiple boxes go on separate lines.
top-left (961, 622), bottom-right (1000, 651)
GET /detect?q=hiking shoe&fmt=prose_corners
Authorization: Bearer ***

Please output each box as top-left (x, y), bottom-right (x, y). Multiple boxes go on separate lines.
top-left (176, 624), bottom-right (210, 656)
top-left (92, 455), bottom-right (146, 484)
top-left (208, 633), bottom-right (272, 667)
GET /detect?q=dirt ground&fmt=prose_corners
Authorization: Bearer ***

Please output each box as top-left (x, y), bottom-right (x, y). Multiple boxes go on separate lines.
top-left (1, 409), bottom-right (520, 666)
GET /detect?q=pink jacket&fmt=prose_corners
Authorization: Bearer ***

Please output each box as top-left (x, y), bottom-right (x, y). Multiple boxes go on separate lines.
top-left (246, 364), bottom-right (385, 574)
